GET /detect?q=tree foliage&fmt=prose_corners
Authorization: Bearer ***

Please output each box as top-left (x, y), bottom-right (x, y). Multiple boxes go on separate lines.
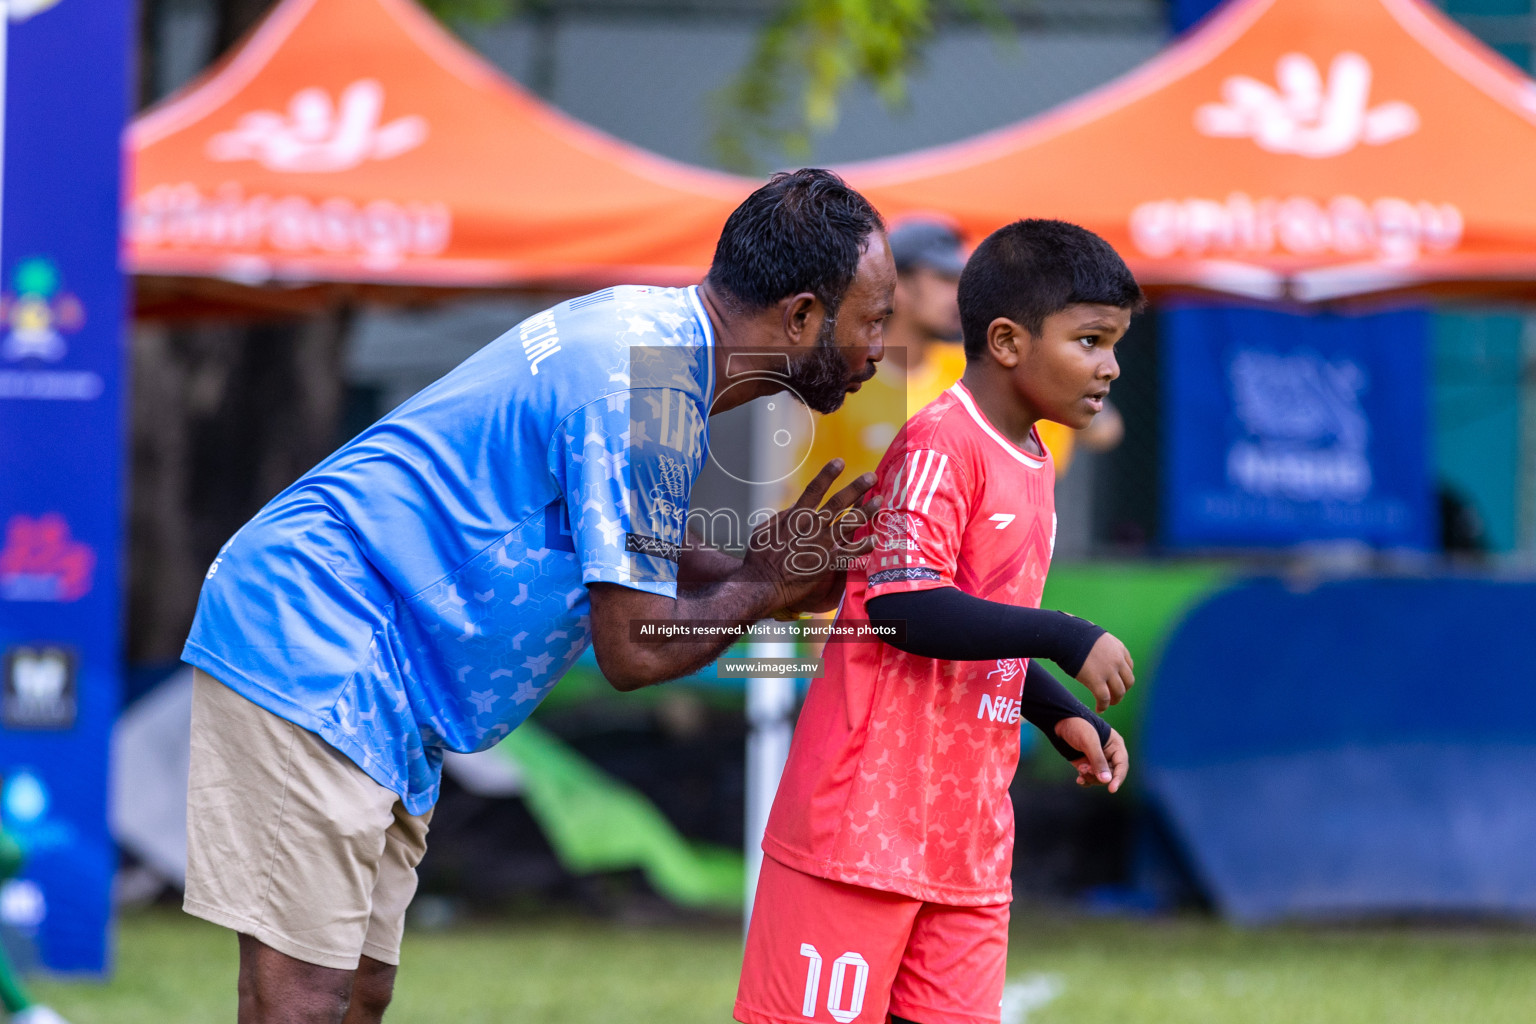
top-left (712, 0), bottom-right (1002, 173)
top-left (168, 0), bottom-right (991, 173)
top-left (419, 0), bottom-right (524, 26)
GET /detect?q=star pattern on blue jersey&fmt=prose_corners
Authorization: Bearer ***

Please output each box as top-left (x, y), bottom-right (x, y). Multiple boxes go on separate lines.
top-left (598, 446), bottom-right (629, 481)
top-left (184, 285), bottom-right (716, 814)
top-left (388, 289), bottom-right (711, 806)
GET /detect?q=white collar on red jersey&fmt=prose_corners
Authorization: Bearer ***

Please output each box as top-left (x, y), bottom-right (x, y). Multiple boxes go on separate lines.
top-left (946, 382), bottom-right (1048, 469)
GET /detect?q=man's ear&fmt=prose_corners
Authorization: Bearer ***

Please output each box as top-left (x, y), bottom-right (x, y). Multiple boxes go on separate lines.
top-left (781, 292), bottom-right (819, 347)
top-left (986, 317), bottom-right (1026, 368)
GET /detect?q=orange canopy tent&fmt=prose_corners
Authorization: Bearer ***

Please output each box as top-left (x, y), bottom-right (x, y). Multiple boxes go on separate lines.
top-left (128, 0), bottom-right (1536, 309)
top-left (847, 0), bottom-right (1536, 303)
top-left (125, 0), bottom-right (750, 312)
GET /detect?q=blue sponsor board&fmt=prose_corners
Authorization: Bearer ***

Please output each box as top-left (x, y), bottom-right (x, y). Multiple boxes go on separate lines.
top-left (0, 0), bottom-right (132, 975)
top-left (1161, 306), bottom-right (1433, 549)
top-left (1146, 577), bottom-right (1536, 923)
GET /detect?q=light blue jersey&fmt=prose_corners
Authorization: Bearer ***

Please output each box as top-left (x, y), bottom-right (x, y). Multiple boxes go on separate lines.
top-left (184, 286), bottom-right (716, 813)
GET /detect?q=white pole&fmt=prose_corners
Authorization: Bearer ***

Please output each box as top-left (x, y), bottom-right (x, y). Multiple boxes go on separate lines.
top-left (742, 394), bottom-right (799, 932)
top-left (743, 665), bottom-right (795, 926)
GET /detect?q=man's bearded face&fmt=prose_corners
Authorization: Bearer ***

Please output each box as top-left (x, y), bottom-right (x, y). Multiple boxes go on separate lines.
top-left (786, 313), bottom-right (875, 415)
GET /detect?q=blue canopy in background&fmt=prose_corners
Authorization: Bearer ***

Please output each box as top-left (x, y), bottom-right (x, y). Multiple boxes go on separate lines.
top-left (1144, 576), bottom-right (1536, 923)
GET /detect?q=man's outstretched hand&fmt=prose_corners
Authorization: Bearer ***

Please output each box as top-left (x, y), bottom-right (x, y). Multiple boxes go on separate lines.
top-left (589, 461), bottom-right (877, 691)
top-left (1052, 719), bottom-right (1129, 794)
top-left (744, 458), bottom-right (879, 615)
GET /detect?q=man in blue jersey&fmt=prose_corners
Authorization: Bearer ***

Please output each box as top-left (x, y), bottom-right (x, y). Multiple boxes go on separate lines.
top-left (181, 169), bottom-right (896, 1023)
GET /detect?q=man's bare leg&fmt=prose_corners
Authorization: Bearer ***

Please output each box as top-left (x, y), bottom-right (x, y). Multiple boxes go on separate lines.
top-left (237, 935), bottom-right (396, 1024)
top-left (343, 958), bottom-right (397, 1024)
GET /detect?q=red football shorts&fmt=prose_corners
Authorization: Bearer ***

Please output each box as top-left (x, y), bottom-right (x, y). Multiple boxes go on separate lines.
top-left (735, 856), bottom-right (1010, 1024)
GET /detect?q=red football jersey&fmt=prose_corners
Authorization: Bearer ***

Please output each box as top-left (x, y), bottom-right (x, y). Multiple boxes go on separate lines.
top-left (763, 382), bottom-right (1058, 905)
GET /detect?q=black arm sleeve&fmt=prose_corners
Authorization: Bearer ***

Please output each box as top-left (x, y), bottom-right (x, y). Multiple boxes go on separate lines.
top-left (1021, 659), bottom-right (1112, 761)
top-left (866, 587), bottom-right (1105, 677)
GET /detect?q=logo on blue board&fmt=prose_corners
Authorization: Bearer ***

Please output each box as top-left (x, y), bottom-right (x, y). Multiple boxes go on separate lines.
top-left (1, 258), bottom-right (84, 363)
top-left (7, 0), bottom-right (66, 23)
top-left (1225, 349), bottom-right (1371, 502)
top-left (3, 645), bottom-right (78, 729)
top-left (0, 879), bottom-right (46, 931)
top-left (0, 769), bottom-right (75, 853)
top-left (1, 770), bottom-right (49, 826)
top-left (0, 514), bottom-right (97, 602)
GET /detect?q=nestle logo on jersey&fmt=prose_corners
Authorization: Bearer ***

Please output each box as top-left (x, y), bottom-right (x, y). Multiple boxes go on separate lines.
top-left (977, 694), bottom-right (1021, 724)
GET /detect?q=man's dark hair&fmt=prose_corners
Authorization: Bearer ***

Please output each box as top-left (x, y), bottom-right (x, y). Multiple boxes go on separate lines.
top-left (958, 219), bottom-right (1145, 359)
top-left (707, 168), bottom-right (886, 317)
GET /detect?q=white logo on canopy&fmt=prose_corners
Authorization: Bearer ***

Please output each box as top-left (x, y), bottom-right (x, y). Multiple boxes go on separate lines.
top-left (1196, 53), bottom-right (1418, 158)
top-left (207, 79), bottom-right (428, 173)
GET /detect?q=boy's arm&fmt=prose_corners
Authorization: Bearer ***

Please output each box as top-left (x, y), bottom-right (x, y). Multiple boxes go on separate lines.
top-left (1018, 659), bottom-right (1109, 756)
top-left (1021, 661), bottom-right (1129, 791)
top-left (865, 587), bottom-right (1135, 710)
top-left (1054, 717), bottom-right (1129, 793)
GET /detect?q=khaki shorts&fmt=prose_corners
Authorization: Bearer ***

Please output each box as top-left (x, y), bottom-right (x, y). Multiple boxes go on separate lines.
top-left (184, 669), bottom-right (432, 970)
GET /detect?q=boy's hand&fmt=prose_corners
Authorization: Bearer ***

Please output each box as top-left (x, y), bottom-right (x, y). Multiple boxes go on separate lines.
top-left (1075, 632), bottom-right (1134, 712)
top-left (1053, 720), bottom-right (1129, 794)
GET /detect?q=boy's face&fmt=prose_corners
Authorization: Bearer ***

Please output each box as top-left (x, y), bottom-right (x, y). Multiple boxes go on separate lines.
top-left (1002, 302), bottom-right (1132, 429)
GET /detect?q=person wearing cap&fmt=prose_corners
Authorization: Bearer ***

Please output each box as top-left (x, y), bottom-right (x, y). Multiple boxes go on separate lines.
top-left (786, 219), bottom-right (970, 503)
top-left (884, 218), bottom-right (972, 415)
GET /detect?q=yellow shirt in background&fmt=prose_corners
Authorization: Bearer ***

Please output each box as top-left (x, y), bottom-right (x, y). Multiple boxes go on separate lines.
top-left (791, 344), bottom-right (1077, 500)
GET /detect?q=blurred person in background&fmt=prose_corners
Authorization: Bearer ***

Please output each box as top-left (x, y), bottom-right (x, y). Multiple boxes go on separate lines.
top-left (792, 218), bottom-right (971, 487)
top-left (178, 168), bottom-right (893, 1024)
top-left (885, 217), bottom-right (971, 415)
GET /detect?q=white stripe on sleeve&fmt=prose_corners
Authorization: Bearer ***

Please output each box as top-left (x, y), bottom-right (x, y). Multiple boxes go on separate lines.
top-left (905, 451), bottom-right (936, 510)
top-left (919, 453), bottom-right (949, 513)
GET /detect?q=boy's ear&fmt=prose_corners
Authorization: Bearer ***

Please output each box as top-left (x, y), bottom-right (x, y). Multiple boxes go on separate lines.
top-left (985, 317), bottom-right (1027, 368)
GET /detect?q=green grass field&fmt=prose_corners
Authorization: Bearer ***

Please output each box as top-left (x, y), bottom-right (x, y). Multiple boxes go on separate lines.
top-left (27, 906), bottom-right (1536, 1023)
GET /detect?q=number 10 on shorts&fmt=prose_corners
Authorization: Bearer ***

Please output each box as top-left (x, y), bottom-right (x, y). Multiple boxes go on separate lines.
top-left (800, 943), bottom-right (870, 1023)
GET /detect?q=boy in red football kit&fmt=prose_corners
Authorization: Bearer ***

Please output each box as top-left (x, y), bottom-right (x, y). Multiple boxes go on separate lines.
top-left (735, 219), bottom-right (1144, 1024)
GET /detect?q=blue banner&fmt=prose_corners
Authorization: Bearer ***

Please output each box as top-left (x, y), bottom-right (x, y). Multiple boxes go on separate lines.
top-left (0, 0), bottom-right (132, 975)
top-left (1145, 577), bottom-right (1536, 923)
top-left (1161, 306), bottom-right (1433, 549)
